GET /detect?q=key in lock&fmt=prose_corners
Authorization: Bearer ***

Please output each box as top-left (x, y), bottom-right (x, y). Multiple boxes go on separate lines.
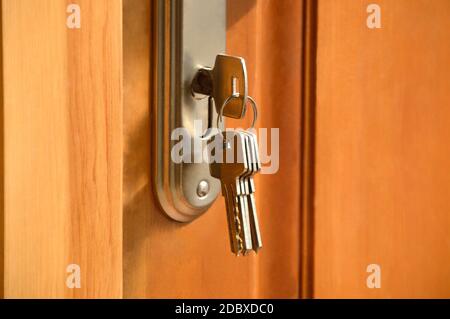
top-left (191, 54), bottom-right (248, 119)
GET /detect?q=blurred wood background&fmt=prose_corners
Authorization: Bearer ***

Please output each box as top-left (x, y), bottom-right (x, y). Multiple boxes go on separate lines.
top-left (314, 0), bottom-right (450, 298)
top-left (0, 0), bottom-right (123, 298)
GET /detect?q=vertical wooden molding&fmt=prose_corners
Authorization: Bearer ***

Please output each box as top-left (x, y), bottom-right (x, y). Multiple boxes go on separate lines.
top-left (0, 0), bottom-right (4, 299)
top-left (300, 0), bottom-right (318, 299)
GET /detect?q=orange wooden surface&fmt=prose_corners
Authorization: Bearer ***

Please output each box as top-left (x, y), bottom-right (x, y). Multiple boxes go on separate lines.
top-left (314, 0), bottom-right (450, 298)
top-left (123, 0), bottom-right (303, 298)
top-left (3, 0), bottom-right (448, 299)
top-left (1, 0), bottom-right (123, 298)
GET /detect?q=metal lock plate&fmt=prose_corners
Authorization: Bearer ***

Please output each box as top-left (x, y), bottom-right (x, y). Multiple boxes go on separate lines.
top-left (153, 0), bottom-right (225, 222)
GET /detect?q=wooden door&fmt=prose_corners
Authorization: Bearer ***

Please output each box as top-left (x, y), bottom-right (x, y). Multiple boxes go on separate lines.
top-left (0, 0), bottom-right (304, 299)
top-left (313, 0), bottom-right (450, 298)
top-left (122, 0), bottom-right (304, 298)
top-left (2, 0), bottom-right (450, 299)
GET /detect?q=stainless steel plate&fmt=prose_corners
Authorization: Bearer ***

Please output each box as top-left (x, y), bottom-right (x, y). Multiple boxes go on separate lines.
top-left (153, 0), bottom-right (225, 222)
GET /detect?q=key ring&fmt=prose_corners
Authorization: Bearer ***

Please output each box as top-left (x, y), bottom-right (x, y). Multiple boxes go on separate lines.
top-left (216, 94), bottom-right (258, 132)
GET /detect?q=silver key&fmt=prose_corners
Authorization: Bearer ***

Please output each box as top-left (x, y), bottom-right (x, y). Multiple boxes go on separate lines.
top-left (238, 130), bottom-right (262, 252)
top-left (191, 54), bottom-right (248, 119)
top-left (238, 133), bottom-right (254, 254)
top-left (209, 130), bottom-right (250, 255)
top-left (245, 131), bottom-right (262, 251)
top-left (232, 131), bottom-right (253, 254)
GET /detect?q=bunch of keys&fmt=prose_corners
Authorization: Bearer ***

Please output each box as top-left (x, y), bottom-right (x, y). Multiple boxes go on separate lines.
top-left (208, 96), bottom-right (262, 256)
top-left (193, 54), bottom-right (262, 256)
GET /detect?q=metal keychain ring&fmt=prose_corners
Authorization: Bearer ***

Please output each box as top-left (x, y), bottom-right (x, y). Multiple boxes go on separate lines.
top-left (216, 94), bottom-right (258, 132)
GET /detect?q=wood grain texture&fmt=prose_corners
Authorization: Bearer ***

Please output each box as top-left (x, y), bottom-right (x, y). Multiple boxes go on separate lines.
top-left (230, 0), bottom-right (303, 298)
top-left (314, 0), bottom-right (450, 298)
top-left (123, 0), bottom-right (302, 298)
top-left (1, 0), bottom-right (123, 298)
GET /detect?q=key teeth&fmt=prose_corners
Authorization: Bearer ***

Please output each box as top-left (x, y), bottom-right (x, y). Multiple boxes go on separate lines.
top-left (253, 246), bottom-right (262, 254)
top-left (232, 247), bottom-right (262, 257)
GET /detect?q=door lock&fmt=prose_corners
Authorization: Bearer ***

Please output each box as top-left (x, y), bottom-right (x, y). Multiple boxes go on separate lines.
top-left (153, 0), bottom-right (226, 222)
top-left (153, 1), bottom-right (260, 242)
